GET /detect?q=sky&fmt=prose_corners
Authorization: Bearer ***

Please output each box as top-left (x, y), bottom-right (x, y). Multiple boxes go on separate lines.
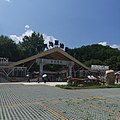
top-left (0, 0), bottom-right (120, 49)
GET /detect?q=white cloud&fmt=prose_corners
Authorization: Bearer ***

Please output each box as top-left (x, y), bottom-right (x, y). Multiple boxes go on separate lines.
top-left (10, 35), bottom-right (22, 43)
top-left (98, 42), bottom-right (107, 46)
top-left (43, 34), bottom-right (57, 48)
top-left (98, 41), bottom-right (120, 49)
top-left (110, 44), bottom-right (120, 49)
top-left (25, 25), bottom-right (30, 30)
top-left (5, 0), bottom-right (11, 2)
top-left (10, 25), bottom-right (58, 48)
top-left (10, 25), bottom-right (33, 44)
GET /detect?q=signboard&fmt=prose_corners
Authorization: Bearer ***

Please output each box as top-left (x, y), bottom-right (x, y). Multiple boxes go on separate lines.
top-left (91, 65), bottom-right (109, 71)
top-left (0, 58), bottom-right (8, 64)
top-left (36, 58), bottom-right (74, 66)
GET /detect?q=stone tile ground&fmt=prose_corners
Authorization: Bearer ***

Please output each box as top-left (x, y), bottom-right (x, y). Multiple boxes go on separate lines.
top-left (0, 83), bottom-right (120, 120)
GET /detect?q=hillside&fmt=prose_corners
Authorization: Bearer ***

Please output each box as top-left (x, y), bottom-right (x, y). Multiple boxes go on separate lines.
top-left (65, 44), bottom-right (120, 71)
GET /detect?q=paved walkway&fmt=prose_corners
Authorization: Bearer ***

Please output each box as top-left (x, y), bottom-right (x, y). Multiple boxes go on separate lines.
top-left (0, 82), bottom-right (67, 86)
top-left (23, 82), bottom-right (68, 86)
top-left (0, 83), bottom-right (120, 120)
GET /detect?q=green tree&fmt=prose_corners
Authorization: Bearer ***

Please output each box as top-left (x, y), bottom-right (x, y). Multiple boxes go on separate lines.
top-left (84, 59), bottom-right (103, 67)
top-left (19, 32), bottom-right (44, 58)
top-left (105, 56), bottom-right (120, 71)
top-left (65, 44), bottom-right (120, 70)
top-left (0, 35), bottom-right (20, 61)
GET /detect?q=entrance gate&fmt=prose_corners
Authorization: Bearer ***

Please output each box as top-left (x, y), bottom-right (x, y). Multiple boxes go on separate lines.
top-left (36, 58), bottom-right (74, 77)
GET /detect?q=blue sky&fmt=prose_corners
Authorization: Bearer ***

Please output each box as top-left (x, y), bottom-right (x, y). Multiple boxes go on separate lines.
top-left (0, 0), bottom-right (120, 49)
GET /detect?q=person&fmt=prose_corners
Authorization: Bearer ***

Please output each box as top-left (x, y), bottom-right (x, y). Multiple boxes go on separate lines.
top-left (116, 75), bottom-right (119, 83)
top-left (26, 74), bottom-right (30, 82)
top-left (37, 77), bottom-right (40, 83)
top-left (42, 74), bottom-right (47, 83)
top-left (27, 77), bottom-right (30, 82)
top-left (42, 77), bottom-right (45, 83)
top-left (42, 77), bottom-right (47, 83)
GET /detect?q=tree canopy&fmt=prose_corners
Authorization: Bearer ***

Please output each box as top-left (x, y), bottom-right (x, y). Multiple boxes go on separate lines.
top-left (0, 35), bottom-right (20, 61)
top-left (65, 44), bottom-right (120, 71)
top-left (18, 32), bottom-right (44, 59)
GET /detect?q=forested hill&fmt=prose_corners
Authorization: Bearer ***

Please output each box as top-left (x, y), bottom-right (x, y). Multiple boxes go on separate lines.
top-left (65, 44), bottom-right (120, 71)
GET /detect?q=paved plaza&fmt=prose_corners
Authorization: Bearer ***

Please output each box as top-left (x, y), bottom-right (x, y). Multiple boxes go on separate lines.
top-left (0, 82), bottom-right (120, 120)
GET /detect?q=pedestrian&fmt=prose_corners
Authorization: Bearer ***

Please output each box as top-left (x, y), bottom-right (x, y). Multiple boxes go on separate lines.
top-left (37, 77), bottom-right (40, 83)
top-left (42, 77), bottom-right (46, 83)
top-left (26, 74), bottom-right (30, 82)
top-left (42, 74), bottom-right (47, 83)
top-left (28, 77), bottom-right (30, 82)
top-left (116, 75), bottom-right (119, 83)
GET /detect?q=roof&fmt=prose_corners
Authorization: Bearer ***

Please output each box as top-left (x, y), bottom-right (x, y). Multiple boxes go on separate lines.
top-left (8, 47), bottom-right (91, 71)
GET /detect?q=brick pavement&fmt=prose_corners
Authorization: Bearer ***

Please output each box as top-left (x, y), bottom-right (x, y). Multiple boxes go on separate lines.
top-left (0, 83), bottom-right (120, 120)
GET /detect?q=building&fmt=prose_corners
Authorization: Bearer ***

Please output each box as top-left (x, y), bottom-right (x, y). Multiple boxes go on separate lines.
top-left (0, 47), bottom-right (91, 82)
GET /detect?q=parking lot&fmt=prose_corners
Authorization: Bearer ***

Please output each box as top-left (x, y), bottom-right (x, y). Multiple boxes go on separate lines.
top-left (0, 83), bottom-right (120, 120)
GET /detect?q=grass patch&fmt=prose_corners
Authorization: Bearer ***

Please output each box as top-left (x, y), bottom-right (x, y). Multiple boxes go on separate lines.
top-left (56, 84), bottom-right (120, 90)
